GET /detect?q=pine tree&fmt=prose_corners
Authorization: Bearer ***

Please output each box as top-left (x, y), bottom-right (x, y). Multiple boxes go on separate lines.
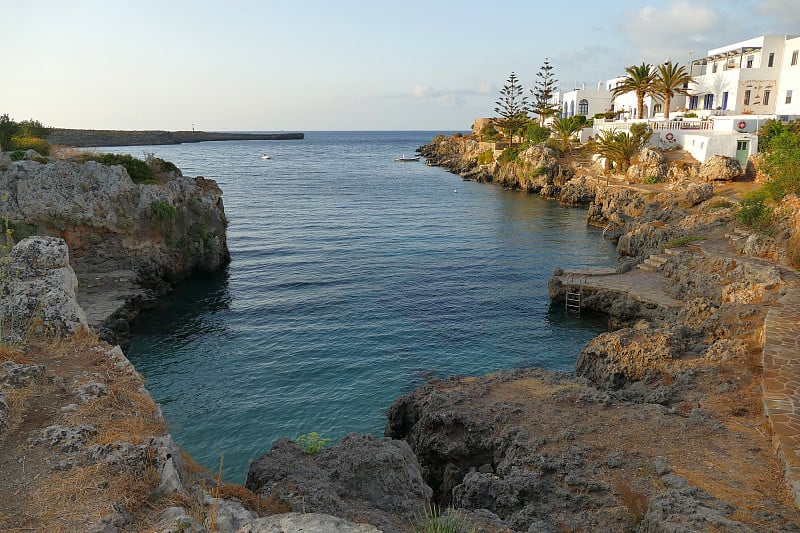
top-left (530, 59), bottom-right (560, 126)
top-left (494, 72), bottom-right (529, 144)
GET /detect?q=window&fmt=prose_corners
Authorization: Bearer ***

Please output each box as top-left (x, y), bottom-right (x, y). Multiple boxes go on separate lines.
top-left (744, 90), bottom-right (751, 105)
top-left (793, 51), bottom-right (799, 66)
top-left (768, 52), bottom-right (775, 67)
top-left (746, 55), bottom-right (754, 68)
top-left (737, 140), bottom-right (748, 151)
top-left (689, 95), bottom-right (699, 110)
top-left (578, 99), bottom-right (589, 115)
top-left (722, 91), bottom-right (729, 110)
top-left (788, 90), bottom-right (794, 104)
top-left (703, 93), bottom-right (714, 109)
top-left (764, 90), bottom-right (770, 106)
top-left (654, 103), bottom-right (662, 114)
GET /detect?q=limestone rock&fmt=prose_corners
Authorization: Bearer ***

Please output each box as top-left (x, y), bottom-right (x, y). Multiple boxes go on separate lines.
top-left (238, 513), bottom-right (380, 533)
top-left (682, 182), bottom-right (714, 206)
top-left (559, 176), bottom-right (596, 205)
top-left (576, 325), bottom-right (687, 390)
top-left (1, 236), bottom-right (87, 337)
top-left (639, 474), bottom-right (754, 532)
top-left (699, 155), bottom-right (743, 182)
top-left (627, 148), bottom-right (667, 183)
top-left (245, 434), bottom-right (431, 532)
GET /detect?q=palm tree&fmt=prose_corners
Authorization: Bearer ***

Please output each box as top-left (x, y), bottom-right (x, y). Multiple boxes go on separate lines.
top-left (653, 61), bottom-right (693, 119)
top-left (611, 63), bottom-right (655, 120)
top-left (550, 116), bottom-right (586, 152)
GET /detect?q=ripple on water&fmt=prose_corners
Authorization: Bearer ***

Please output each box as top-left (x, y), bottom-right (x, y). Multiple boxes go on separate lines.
top-left (123, 132), bottom-right (617, 482)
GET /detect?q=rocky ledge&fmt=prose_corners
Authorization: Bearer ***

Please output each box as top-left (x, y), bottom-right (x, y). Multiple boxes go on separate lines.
top-left (0, 150), bottom-right (231, 345)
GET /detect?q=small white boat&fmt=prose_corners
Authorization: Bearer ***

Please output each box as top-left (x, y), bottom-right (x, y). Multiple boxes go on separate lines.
top-left (395, 154), bottom-right (420, 162)
top-left (261, 155), bottom-right (271, 160)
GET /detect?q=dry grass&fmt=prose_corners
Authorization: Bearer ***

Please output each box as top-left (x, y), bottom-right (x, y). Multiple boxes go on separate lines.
top-left (50, 145), bottom-right (97, 159)
top-left (614, 479), bottom-right (649, 526)
top-left (32, 459), bottom-right (159, 530)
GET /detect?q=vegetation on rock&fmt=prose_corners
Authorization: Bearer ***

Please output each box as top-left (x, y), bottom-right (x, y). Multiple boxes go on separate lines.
top-left (78, 153), bottom-right (156, 184)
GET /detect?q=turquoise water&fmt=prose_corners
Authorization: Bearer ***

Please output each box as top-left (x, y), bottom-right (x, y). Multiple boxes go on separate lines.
top-left (121, 131), bottom-right (618, 482)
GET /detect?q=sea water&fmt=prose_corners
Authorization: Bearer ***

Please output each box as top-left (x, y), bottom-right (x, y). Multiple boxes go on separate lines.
top-left (118, 131), bottom-right (618, 482)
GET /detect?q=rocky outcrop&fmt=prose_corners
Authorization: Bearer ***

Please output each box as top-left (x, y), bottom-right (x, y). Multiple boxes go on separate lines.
top-left (627, 147), bottom-right (668, 183)
top-left (1, 236), bottom-right (87, 340)
top-left (238, 513), bottom-right (380, 533)
top-left (699, 155), bottom-right (743, 181)
top-left (46, 129), bottom-right (303, 147)
top-left (0, 156), bottom-right (230, 342)
top-left (245, 434), bottom-right (431, 533)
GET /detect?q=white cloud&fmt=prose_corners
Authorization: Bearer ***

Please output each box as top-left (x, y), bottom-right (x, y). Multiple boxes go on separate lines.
top-left (623, 0), bottom-right (720, 62)
top-left (757, 0), bottom-right (800, 26)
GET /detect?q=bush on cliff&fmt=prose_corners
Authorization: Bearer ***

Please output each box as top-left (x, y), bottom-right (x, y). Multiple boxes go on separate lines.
top-left (11, 136), bottom-right (51, 156)
top-left (498, 143), bottom-right (529, 165)
top-left (79, 153), bottom-right (156, 184)
top-left (525, 122), bottom-right (551, 145)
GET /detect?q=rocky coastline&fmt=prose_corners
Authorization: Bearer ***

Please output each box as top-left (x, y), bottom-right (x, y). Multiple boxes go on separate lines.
top-left (46, 128), bottom-right (304, 148)
top-left (2, 135), bottom-right (800, 532)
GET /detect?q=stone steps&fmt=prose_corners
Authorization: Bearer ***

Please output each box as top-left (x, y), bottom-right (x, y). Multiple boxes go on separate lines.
top-left (637, 253), bottom-right (670, 273)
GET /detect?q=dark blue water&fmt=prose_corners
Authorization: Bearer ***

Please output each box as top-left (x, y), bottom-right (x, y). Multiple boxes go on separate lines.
top-left (120, 131), bottom-right (618, 482)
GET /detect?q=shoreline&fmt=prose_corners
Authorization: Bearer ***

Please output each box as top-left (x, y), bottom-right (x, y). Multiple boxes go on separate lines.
top-left (46, 128), bottom-right (304, 147)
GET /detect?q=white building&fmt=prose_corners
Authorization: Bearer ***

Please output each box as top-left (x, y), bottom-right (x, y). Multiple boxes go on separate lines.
top-left (776, 35), bottom-right (800, 117)
top-left (687, 34), bottom-right (798, 116)
top-left (605, 76), bottom-right (683, 119)
top-left (553, 83), bottom-right (613, 118)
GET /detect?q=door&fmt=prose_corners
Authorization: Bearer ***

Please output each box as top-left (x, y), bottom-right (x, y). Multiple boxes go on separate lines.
top-left (736, 140), bottom-right (749, 166)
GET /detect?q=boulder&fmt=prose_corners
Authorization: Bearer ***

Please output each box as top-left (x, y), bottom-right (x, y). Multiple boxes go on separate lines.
top-left (245, 434), bottom-right (431, 532)
top-left (559, 176), bottom-right (596, 205)
top-left (699, 155), bottom-right (743, 182)
top-left (682, 181), bottom-right (714, 206)
top-left (576, 325), bottom-right (688, 390)
top-left (1, 236), bottom-right (87, 337)
top-left (627, 148), bottom-right (668, 183)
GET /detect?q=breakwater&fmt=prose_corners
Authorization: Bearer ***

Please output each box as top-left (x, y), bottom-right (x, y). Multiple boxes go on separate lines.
top-left (47, 128), bottom-right (304, 147)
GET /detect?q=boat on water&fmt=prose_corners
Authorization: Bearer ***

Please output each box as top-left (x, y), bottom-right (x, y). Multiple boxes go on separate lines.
top-left (261, 155), bottom-right (271, 160)
top-left (394, 154), bottom-right (420, 162)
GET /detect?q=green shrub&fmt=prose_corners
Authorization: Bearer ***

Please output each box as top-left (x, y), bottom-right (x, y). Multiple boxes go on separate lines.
top-left (476, 149), bottom-right (493, 165)
top-left (497, 143), bottom-right (528, 164)
top-left (295, 432), bottom-right (331, 454)
top-left (0, 220), bottom-right (36, 241)
top-left (708, 198), bottom-right (734, 209)
top-left (643, 175), bottom-right (659, 184)
top-left (80, 153), bottom-right (156, 184)
top-left (761, 132), bottom-right (800, 200)
top-left (524, 122), bottom-right (551, 144)
top-left (660, 234), bottom-right (703, 250)
top-left (735, 192), bottom-right (774, 231)
top-left (149, 201), bottom-right (177, 224)
top-left (12, 135), bottom-right (51, 155)
top-left (479, 124), bottom-right (500, 142)
top-left (10, 150), bottom-right (25, 161)
top-left (683, 112), bottom-right (698, 118)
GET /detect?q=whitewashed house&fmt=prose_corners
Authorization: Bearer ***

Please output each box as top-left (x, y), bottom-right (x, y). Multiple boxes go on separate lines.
top-left (776, 35), bottom-right (800, 118)
top-left (605, 76), bottom-right (683, 119)
top-left (553, 83), bottom-right (613, 118)
top-left (687, 34), bottom-right (798, 117)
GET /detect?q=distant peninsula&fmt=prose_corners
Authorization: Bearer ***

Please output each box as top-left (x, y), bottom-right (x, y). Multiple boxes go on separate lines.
top-left (46, 128), bottom-right (304, 147)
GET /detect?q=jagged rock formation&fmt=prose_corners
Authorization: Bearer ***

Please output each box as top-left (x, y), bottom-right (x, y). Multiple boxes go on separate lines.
top-left (0, 154), bottom-right (230, 342)
top-left (0, 236), bottom-right (87, 340)
top-left (245, 434), bottom-right (431, 533)
top-left (699, 155), bottom-right (744, 181)
top-left (627, 147), bottom-right (668, 183)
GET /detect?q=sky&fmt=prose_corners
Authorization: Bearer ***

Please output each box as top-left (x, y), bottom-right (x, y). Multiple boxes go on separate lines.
top-left (2, 0), bottom-right (799, 131)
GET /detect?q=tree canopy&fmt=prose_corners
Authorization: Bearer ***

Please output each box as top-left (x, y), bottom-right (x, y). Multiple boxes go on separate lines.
top-left (530, 59), bottom-right (559, 125)
top-left (611, 63), bottom-right (655, 119)
top-left (653, 62), bottom-right (692, 119)
top-left (494, 72), bottom-right (529, 144)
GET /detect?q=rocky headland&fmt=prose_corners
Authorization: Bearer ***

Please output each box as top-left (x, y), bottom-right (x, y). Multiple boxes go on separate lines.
top-left (2, 132), bottom-right (800, 532)
top-left (47, 129), bottom-right (304, 147)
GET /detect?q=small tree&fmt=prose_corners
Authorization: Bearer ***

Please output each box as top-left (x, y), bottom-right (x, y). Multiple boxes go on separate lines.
top-left (530, 59), bottom-right (560, 126)
top-left (612, 63), bottom-right (655, 120)
top-left (18, 119), bottom-right (51, 139)
top-left (494, 72), bottom-right (529, 144)
top-left (550, 116), bottom-right (585, 152)
top-left (589, 124), bottom-right (652, 172)
top-left (653, 61), bottom-right (692, 119)
top-left (525, 122), bottom-right (551, 144)
top-left (0, 114), bottom-right (19, 152)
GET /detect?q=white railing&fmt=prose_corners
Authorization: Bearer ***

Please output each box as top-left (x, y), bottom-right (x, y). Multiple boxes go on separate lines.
top-left (592, 118), bottom-right (712, 132)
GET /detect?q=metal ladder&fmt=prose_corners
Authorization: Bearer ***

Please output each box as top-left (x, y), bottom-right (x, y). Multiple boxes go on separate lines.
top-left (565, 279), bottom-right (582, 314)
